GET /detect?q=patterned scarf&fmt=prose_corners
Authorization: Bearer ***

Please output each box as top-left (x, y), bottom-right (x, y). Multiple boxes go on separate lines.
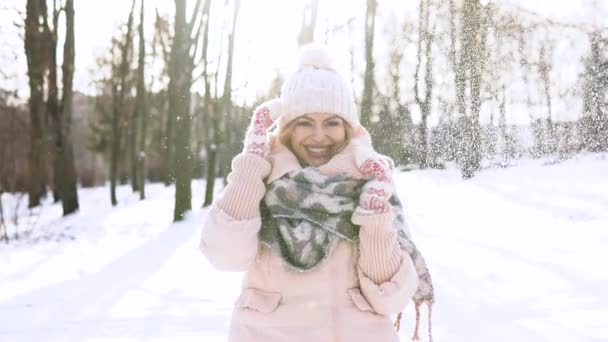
top-left (260, 167), bottom-right (435, 341)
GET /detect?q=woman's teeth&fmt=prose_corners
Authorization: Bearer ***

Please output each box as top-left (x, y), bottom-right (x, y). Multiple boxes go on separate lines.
top-left (306, 147), bottom-right (329, 155)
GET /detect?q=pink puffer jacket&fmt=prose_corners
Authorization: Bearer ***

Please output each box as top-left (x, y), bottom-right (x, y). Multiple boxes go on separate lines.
top-left (200, 137), bottom-right (419, 342)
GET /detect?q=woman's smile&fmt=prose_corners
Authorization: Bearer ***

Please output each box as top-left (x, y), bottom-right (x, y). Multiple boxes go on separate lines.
top-left (288, 113), bottom-right (348, 167)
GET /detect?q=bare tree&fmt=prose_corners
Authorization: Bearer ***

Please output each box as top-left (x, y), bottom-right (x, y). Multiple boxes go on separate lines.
top-left (480, 6), bottom-right (520, 165)
top-left (135, 0), bottom-right (148, 199)
top-left (110, 0), bottom-right (136, 206)
top-left (537, 42), bottom-right (556, 154)
top-left (171, 0), bottom-right (204, 221)
top-left (580, 31), bottom-right (608, 152)
top-left (414, 0), bottom-right (436, 168)
top-left (201, 0), bottom-right (216, 208)
top-left (44, 0), bottom-right (60, 202)
top-left (360, 0), bottom-right (377, 128)
top-left (373, 18), bottom-right (415, 166)
top-left (151, 9), bottom-right (172, 181)
top-left (24, 0), bottom-right (49, 207)
top-left (57, 0), bottom-right (79, 214)
top-left (163, 0), bottom-right (204, 188)
top-left (450, 0), bottom-right (486, 178)
top-left (0, 93), bottom-right (11, 241)
top-left (218, 0), bottom-right (242, 182)
top-left (170, 0), bottom-right (191, 219)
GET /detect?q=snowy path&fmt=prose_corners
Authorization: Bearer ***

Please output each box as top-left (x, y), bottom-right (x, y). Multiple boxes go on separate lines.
top-left (1, 182), bottom-right (240, 342)
top-left (1, 154), bottom-right (607, 341)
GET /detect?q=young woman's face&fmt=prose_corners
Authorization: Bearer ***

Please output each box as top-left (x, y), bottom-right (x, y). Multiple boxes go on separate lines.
top-left (288, 113), bottom-right (348, 167)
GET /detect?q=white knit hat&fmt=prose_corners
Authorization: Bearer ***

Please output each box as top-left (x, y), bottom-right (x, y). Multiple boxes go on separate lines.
top-left (279, 44), bottom-right (359, 128)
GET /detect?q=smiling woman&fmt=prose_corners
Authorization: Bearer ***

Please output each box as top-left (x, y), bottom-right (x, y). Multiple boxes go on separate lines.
top-left (279, 113), bottom-right (352, 167)
top-left (199, 44), bottom-right (432, 342)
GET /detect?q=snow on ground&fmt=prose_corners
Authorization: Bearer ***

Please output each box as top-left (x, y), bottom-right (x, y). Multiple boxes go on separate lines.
top-left (1, 153), bottom-right (607, 342)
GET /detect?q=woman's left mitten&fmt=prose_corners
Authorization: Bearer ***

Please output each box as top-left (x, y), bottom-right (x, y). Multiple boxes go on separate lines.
top-left (357, 156), bottom-right (394, 214)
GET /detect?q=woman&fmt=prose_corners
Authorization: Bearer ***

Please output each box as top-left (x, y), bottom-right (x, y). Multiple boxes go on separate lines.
top-left (200, 45), bottom-right (433, 342)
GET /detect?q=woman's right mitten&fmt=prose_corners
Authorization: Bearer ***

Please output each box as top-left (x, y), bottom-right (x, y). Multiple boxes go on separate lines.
top-left (243, 98), bottom-right (282, 159)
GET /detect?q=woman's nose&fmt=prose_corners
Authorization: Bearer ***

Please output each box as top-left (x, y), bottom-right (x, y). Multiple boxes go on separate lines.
top-left (310, 126), bottom-right (327, 142)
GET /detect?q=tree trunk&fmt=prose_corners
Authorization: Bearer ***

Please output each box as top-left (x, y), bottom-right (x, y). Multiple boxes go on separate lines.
top-left (219, 0), bottom-right (240, 182)
top-left (415, 0), bottom-right (434, 168)
top-left (172, 0), bottom-right (193, 221)
top-left (130, 1), bottom-right (141, 192)
top-left (25, 0), bottom-right (48, 208)
top-left (110, 0), bottom-right (136, 205)
top-left (453, 0), bottom-right (483, 178)
top-left (203, 143), bottom-right (217, 207)
top-left (468, 0), bottom-right (484, 176)
top-left (161, 101), bottom-right (175, 185)
top-left (204, 96), bottom-right (221, 207)
top-left (130, 99), bottom-right (139, 192)
top-left (200, 0), bottom-right (215, 208)
top-left (155, 10), bottom-right (174, 186)
top-left (162, 9), bottom-right (178, 186)
top-left (539, 45), bottom-right (554, 155)
top-left (136, 0), bottom-right (147, 200)
top-left (449, 0), bottom-right (467, 120)
top-left (46, 2), bottom-right (61, 203)
top-left (499, 84), bottom-right (513, 164)
top-left (360, 0), bottom-right (376, 128)
top-left (110, 76), bottom-right (119, 206)
top-left (58, 0), bottom-right (79, 215)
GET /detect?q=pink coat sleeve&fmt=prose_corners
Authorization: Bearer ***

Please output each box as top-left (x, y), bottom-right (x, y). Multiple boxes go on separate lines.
top-left (199, 154), bottom-right (270, 271)
top-left (353, 209), bottom-right (419, 315)
top-left (200, 206), bottom-right (262, 271)
top-left (357, 251), bottom-right (419, 315)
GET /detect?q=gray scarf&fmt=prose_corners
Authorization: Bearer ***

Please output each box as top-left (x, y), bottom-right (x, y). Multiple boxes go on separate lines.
top-left (260, 167), bottom-right (434, 340)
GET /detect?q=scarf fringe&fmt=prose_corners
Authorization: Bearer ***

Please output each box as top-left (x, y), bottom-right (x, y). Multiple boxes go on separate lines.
top-left (394, 300), bottom-right (434, 342)
top-left (394, 312), bottom-right (402, 331)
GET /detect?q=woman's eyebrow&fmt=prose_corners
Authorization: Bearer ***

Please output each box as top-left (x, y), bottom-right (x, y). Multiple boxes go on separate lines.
top-left (323, 115), bottom-right (342, 122)
top-left (299, 115), bottom-right (341, 122)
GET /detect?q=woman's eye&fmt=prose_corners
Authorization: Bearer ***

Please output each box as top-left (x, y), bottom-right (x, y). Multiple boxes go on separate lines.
top-left (326, 120), bottom-right (341, 127)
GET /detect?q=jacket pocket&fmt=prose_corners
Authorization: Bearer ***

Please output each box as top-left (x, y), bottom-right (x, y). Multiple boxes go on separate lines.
top-left (235, 288), bottom-right (282, 313)
top-left (347, 287), bottom-right (374, 312)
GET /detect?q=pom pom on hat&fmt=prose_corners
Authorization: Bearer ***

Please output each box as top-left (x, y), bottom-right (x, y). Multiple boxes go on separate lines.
top-left (279, 44), bottom-right (360, 128)
top-left (298, 44), bottom-right (334, 71)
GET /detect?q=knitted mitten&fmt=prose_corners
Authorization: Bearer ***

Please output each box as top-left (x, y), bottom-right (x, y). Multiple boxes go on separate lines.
top-left (358, 157), bottom-right (393, 214)
top-left (243, 98), bottom-right (282, 159)
top-left (354, 134), bottom-right (394, 214)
